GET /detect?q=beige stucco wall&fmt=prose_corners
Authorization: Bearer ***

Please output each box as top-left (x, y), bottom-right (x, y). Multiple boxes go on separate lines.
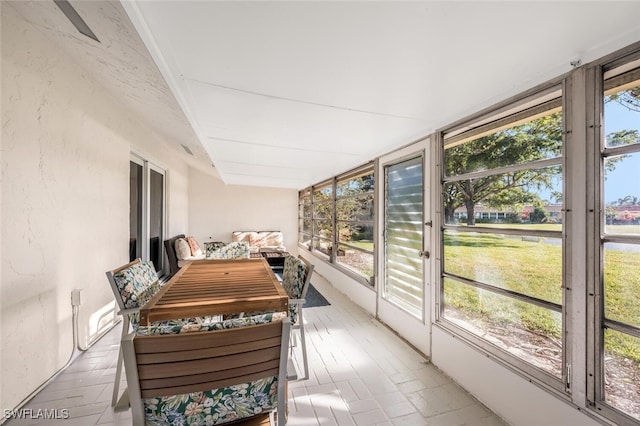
top-left (0, 3), bottom-right (190, 412)
top-left (188, 167), bottom-right (298, 254)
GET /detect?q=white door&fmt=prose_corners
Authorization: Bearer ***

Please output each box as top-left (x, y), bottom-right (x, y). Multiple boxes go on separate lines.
top-left (377, 139), bottom-right (431, 355)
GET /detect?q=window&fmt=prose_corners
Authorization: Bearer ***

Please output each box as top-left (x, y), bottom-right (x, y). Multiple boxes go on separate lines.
top-left (441, 89), bottom-right (565, 387)
top-left (336, 167), bottom-right (375, 283)
top-left (298, 188), bottom-right (312, 250)
top-left (299, 164), bottom-right (375, 285)
top-left (384, 156), bottom-right (424, 315)
top-left (312, 181), bottom-right (334, 257)
top-left (593, 58), bottom-right (640, 422)
top-left (130, 155), bottom-right (166, 276)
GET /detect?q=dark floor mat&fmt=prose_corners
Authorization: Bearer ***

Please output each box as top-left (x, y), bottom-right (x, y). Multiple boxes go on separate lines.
top-left (304, 283), bottom-right (331, 307)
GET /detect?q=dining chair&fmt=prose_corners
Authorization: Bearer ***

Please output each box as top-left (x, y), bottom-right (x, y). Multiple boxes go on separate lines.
top-left (106, 258), bottom-right (161, 408)
top-left (122, 316), bottom-right (290, 426)
top-left (106, 259), bottom-right (220, 408)
top-left (281, 255), bottom-right (314, 380)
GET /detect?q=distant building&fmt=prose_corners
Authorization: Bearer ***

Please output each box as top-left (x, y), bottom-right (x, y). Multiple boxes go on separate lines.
top-left (453, 204), bottom-right (564, 223)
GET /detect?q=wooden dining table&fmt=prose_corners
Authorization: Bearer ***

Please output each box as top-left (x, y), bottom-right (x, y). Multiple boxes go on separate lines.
top-left (138, 258), bottom-right (289, 326)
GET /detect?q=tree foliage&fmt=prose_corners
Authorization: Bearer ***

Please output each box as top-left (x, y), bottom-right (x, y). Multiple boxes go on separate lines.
top-left (312, 172), bottom-right (375, 245)
top-left (445, 112), bottom-right (563, 225)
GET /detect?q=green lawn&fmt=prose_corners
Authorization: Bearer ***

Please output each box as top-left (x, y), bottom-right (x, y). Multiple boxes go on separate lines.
top-left (444, 230), bottom-right (640, 363)
top-left (344, 240), bottom-right (374, 251)
top-left (340, 227), bottom-right (640, 363)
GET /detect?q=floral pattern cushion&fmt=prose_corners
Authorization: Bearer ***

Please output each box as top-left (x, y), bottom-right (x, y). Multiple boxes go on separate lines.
top-left (282, 256), bottom-right (306, 299)
top-left (136, 312), bottom-right (286, 336)
top-left (138, 312), bottom-right (286, 425)
top-left (112, 261), bottom-right (160, 310)
top-left (111, 260), bottom-right (161, 327)
top-left (143, 376), bottom-right (278, 426)
top-left (207, 242), bottom-right (250, 259)
top-left (204, 242), bottom-right (227, 258)
top-left (282, 256), bottom-right (307, 322)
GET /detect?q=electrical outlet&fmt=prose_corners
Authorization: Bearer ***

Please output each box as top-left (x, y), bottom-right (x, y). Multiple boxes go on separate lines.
top-left (71, 289), bottom-right (84, 306)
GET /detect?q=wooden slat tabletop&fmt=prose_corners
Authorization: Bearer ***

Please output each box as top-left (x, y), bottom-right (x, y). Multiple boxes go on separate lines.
top-left (139, 258), bottom-right (288, 326)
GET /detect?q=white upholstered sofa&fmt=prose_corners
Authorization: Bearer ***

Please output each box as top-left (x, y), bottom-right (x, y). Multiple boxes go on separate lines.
top-left (232, 231), bottom-right (286, 254)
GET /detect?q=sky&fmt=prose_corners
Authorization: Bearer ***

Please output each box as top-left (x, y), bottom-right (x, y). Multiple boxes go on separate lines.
top-left (532, 95), bottom-right (638, 205)
top-left (604, 98), bottom-right (640, 204)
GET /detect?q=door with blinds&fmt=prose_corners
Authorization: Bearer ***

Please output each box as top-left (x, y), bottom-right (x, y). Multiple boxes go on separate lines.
top-left (377, 139), bottom-right (431, 355)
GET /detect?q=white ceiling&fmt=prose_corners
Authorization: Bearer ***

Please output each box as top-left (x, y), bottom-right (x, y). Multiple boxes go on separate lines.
top-left (11, 1), bottom-right (640, 189)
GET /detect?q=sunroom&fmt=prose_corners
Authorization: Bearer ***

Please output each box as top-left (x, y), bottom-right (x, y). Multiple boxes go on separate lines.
top-left (2, 1), bottom-right (640, 425)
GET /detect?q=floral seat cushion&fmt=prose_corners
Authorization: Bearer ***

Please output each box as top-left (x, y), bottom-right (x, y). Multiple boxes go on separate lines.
top-left (136, 312), bottom-right (286, 336)
top-left (138, 311), bottom-right (287, 425)
top-left (144, 376), bottom-right (278, 426)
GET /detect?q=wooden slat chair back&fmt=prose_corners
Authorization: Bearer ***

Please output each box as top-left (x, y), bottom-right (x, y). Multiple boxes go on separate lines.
top-left (281, 256), bottom-right (314, 380)
top-left (123, 318), bottom-right (290, 426)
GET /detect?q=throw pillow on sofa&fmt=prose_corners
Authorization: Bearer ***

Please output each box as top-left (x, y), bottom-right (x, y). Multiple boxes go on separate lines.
top-left (186, 236), bottom-right (203, 256)
top-left (175, 238), bottom-right (192, 260)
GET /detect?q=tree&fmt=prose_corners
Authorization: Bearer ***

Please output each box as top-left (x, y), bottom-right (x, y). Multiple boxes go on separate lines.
top-left (614, 195), bottom-right (640, 207)
top-left (530, 206), bottom-right (549, 224)
top-left (445, 112), bottom-right (563, 225)
top-left (445, 105), bottom-right (639, 226)
top-left (336, 172), bottom-right (374, 242)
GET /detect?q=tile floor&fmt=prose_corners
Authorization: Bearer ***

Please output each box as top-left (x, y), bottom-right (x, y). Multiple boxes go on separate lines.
top-left (5, 274), bottom-right (507, 426)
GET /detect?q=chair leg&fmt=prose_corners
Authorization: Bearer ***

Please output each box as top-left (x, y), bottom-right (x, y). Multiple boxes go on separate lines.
top-left (122, 333), bottom-right (145, 426)
top-left (111, 321), bottom-right (129, 407)
top-left (111, 347), bottom-right (123, 406)
top-left (298, 309), bottom-right (309, 381)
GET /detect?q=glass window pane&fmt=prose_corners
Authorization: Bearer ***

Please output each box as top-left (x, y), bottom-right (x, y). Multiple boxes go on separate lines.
top-left (336, 245), bottom-right (373, 283)
top-left (604, 73), bottom-right (640, 149)
top-left (385, 156), bottom-right (423, 318)
top-left (445, 111), bottom-right (563, 176)
top-left (444, 230), bottom-right (563, 305)
top-left (337, 223), bottom-right (374, 247)
top-left (314, 201), bottom-right (333, 220)
top-left (337, 170), bottom-right (374, 197)
top-left (298, 233), bottom-right (311, 249)
top-left (604, 153), bottom-right (640, 234)
top-left (312, 237), bottom-right (331, 257)
top-left (337, 194), bottom-right (374, 221)
top-left (603, 243), bottom-right (640, 328)
top-left (444, 278), bottom-right (562, 378)
top-left (129, 162), bottom-right (143, 262)
top-left (601, 65), bottom-right (640, 423)
top-left (603, 328), bottom-right (640, 421)
top-left (149, 169), bottom-right (164, 273)
top-left (444, 165), bottom-right (563, 228)
top-left (313, 184), bottom-right (333, 200)
top-left (299, 218), bottom-right (311, 234)
top-left (313, 219), bottom-right (332, 239)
